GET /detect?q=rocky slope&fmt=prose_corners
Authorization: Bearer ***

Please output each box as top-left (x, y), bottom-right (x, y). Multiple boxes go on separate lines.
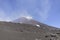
top-left (0, 21), bottom-right (60, 40)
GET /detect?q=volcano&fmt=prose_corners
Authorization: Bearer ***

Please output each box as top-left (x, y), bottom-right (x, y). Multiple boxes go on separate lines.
top-left (13, 16), bottom-right (59, 32)
top-left (0, 16), bottom-right (59, 40)
top-left (13, 16), bottom-right (42, 25)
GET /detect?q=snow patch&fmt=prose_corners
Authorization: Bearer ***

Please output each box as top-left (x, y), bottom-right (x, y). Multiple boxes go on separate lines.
top-left (36, 24), bottom-right (40, 27)
top-left (20, 16), bottom-right (33, 20)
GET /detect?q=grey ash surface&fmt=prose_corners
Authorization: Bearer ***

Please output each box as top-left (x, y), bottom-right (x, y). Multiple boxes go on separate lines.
top-left (0, 21), bottom-right (60, 40)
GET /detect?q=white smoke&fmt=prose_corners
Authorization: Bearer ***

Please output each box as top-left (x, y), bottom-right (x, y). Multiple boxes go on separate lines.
top-left (0, 9), bottom-right (11, 22)
top-left (38, 0), bottom-right (51, 21)
top-left (0, 0), bottom-right (51, 22)
top-left (19, 10), bottom-right (33, 20)
top-left (15, 0), bottom-right (51, 21)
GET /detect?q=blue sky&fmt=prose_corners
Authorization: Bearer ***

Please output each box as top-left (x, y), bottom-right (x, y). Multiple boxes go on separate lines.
top-left (0, 0), bottom-right (60, 28)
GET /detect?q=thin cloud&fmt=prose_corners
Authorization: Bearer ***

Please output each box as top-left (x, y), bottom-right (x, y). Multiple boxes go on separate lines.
top-left (0, 0), bottom-right (51, 22)
top-left (38, 0), bottom-right (51, 21)
top-left (0, 9), bottom-right (6, 21)
top-left (11, 9), bottom-right (33, 20)
top-left (12, 0), bottom-right (51, 21)
top-left (19, 10), bottom-right (32, 17)
top-left (0, 9), bottom-right (11, 22)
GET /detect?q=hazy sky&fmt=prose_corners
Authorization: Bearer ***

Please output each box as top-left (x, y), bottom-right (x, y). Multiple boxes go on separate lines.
top-left (0, 0), bottom-right (60, 28)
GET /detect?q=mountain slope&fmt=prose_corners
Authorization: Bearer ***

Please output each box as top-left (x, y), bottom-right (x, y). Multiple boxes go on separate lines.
top-left (13, 17), bottom-right (58, 33)
top-left (13, 16), bottom-right (42, 25)
top-left (0, 21), bottom-right (60, 40)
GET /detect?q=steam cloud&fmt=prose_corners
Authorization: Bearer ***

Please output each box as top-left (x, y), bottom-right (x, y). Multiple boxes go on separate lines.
top-left (38, 0), bottom-right (51, 21)
top-left (0, 0), bottom-right (51, 22)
